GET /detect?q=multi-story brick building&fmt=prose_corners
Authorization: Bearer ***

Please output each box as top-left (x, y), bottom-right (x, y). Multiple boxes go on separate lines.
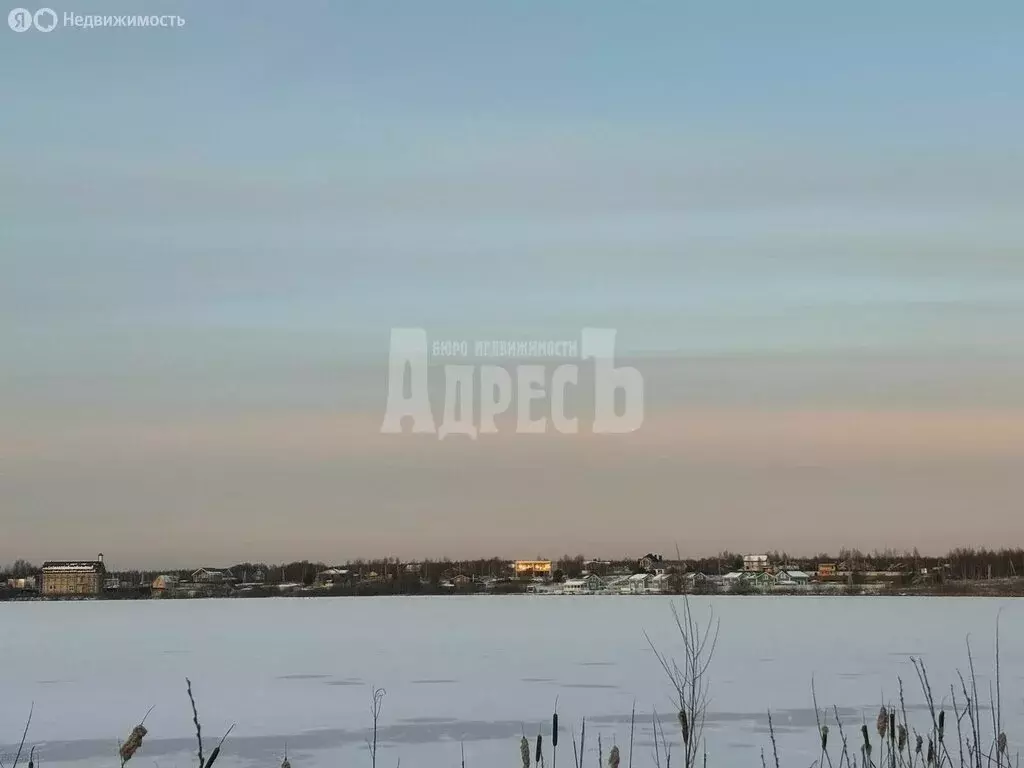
top-left (40, 555), bottom-right (106, 596)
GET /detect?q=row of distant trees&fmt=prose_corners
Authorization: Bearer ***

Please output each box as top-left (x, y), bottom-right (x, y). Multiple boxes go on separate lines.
top-left (4, 547), bottom-right (1024, 585)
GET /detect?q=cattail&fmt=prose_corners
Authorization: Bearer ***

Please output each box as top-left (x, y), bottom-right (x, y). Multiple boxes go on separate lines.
top-left (938, 710), bottom-right (945, 741)
top-left (521, 736), bottom-right (531, 768)
top-left (119, 724), bottom-right (147, 764)
top-left (551, 714), bottom-right (558, 748)
top-left (204, 745), bottom-right (221, 768)
top-left (821, 725), bottom-right (829, 751)
top-left (608, 745), bottom-right (620, 768)
top-left (536, 733), bottom-right (543, 765)
top-left (281, 758), bottom-right (291, 768)
top-left (861, 724), bottom-right (872, 755)
top-left (28, 746), bottom-right (36, 768)
top-left (898, 724), bottom-right (908, 751)
top-left (876, 707), bottom-right (888, 739)
top-left (927, 738), bottom-right (935, 765)
top-left (679, 710), bottom-right (690, 745)
top-left (998, 733), bottom-right (1007, 755)
top-left (889, 712), bottom-right (896, 742)
top-left (201, 724), bottom-right (234, 768)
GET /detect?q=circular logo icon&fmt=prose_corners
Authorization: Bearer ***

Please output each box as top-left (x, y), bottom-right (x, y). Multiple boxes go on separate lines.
top-left (33, 7), bottom-right (57, 31)
top-left (8, 7), bottom-right (33, 31)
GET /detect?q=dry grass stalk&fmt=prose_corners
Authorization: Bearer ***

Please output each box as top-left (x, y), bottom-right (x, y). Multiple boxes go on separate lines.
top-left (185, 678), bottom-right (204, 768)
top-left (368, 687), bottom-right (386, 768)
top-left (11, 703), bottom-right (33, 768)
top-left (766, 710), bottom-right (780, 768)
top-left (628, 702), bottom-right (636, 768)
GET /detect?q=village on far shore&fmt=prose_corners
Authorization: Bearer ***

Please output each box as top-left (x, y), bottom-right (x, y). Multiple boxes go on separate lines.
top-left (3, 547), bottom-right (1023, 600)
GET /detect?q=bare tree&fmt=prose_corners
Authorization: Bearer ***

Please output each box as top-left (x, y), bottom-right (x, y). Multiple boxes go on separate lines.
top-left (367, 687), bottom-right (386, 768)
top-left (646, 599), bottom-right (720, 768)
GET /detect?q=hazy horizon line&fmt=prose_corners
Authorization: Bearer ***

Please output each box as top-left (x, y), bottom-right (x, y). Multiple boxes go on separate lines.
top-left (7, 544), bottom-right (1020, 574)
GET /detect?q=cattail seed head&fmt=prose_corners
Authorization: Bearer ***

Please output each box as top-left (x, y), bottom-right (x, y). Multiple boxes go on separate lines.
top-left (889, 712), bottom-right (896, 741)
top-left (938, 711), bottom-right (945, 741)
top-left (281, 758), bottom-right (291, 768)
top-left (898, 724), bottom-right (908, 751)
top-left (998, 733), bottom-right (1007, 755)
top-left (915, 734), bottom-right (923, 754)
top-left (551, 714), bottom-right (558, 748)
top-left (876, 707), bottom-right (888, 739)
top-left (119, 724), bottom-right (148, 764)
top-left (608, 745), bottom-right (620, 768)
top-left (821, 725), bottom-right (829, 751)
top-left (536, 733), bottom-right (543, 764)
top-left (861, 724), bottom-right (871, 750)
top-left (521, 736), bottom-right (531, 768)
top-left (679, 710), bottom-right (690, 745)
top-left (927, 738), bottom-right (935, 765)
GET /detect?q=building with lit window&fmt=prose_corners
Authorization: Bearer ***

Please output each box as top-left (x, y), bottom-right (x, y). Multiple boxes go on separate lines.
top-left (513, 560), bottom-right (552, 578)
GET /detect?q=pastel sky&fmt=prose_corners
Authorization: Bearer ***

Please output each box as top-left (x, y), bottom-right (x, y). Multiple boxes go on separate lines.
top-left (2, 1), bottom-right (1023, 568)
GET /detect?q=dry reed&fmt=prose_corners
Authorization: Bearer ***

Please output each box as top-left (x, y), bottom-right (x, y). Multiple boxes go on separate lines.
top-left (185, 678), bottom-right (204, 768)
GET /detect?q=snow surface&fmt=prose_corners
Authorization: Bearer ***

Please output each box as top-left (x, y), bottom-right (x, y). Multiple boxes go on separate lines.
top-left (0, 596), bottom-right (1020, 767)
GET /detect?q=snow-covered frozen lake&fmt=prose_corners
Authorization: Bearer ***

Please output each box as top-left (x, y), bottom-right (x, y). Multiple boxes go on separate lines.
top-left (1, 596), bottom-right (1020, 767)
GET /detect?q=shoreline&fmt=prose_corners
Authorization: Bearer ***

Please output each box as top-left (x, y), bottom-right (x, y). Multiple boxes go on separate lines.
top-left (3, 580), bottom-right (1024, 602)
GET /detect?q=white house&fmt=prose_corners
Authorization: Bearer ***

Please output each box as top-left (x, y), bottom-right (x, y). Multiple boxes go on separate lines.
top-left (191, 568), bottom-right (226, 583)
top-left (775, 570), bottom-right (811, 586)
top-left (628, 573), bottom-right (652, 594)
top-left (650, 572), bottom-right (675, 594)
top-left (604, 575), bottom-right (632, 594)
top-left (743, 555), bottom-right (769, 572)
top-left (723, 571), bottom-right (747, 590)
top-left (582, 573), bottom-right (605, 592)
top-left (562, 579), bottom-right (586, 594)
top-left (316, 567), bottom-right (350, 587)
top-left (563, 576), bottom-right (604, 594)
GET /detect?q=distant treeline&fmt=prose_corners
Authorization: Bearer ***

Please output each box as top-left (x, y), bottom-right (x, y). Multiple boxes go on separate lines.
top-left (3, 547), bottom-right (1023, 587)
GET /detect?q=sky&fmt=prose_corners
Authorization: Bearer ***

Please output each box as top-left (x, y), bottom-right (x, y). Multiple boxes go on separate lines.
top-left (2, 1), bottom-right (1023, 568)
